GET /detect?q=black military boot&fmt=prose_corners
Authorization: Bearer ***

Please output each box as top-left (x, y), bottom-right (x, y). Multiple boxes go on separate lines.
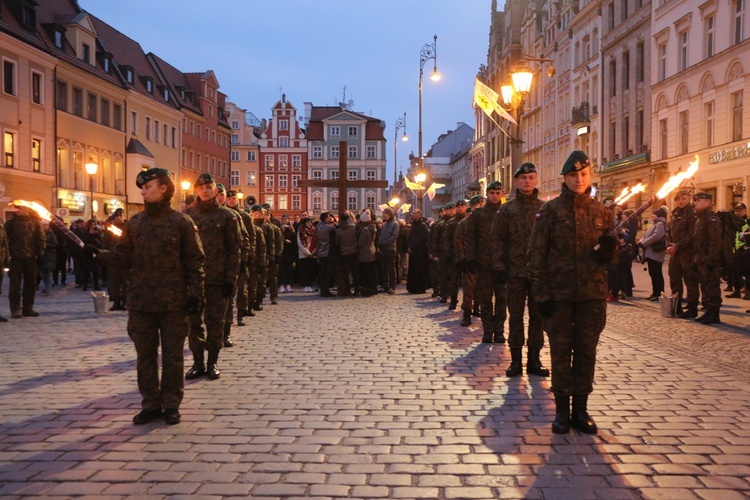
top-left (493, 330), bottom-right (506, 344)
top-left (678, 301), bottom-right (698, 319)
top-left (185, 350), bottom-right (206, 380)
top-left (472, 306), bottom-right (481, 317)
top-left (527, 349), bottom-right (550, 377)
top-left (237, 313), bottom-right (245, 326)
top-left (460, 311), bottom-right (472, 327)
top-left (726, 290), bottom-right (741, 298)
top-left (552, 394), bottom-right (571, 434)
top-left (571, 394), bottom-right (598, 434)
top-left (481, 330), bottom-right (493, 343)
top-left (223, 324), bottom-right (234, 348)
top-left (207, 351), bottom-right (221, 380)
top-left (448, 298), bottom-right (458, 310)
top-left (253, 300), bottom-right (263, 311)
top-left (699, 307), bottom-right (721, 324)
top-left (505, 348), bottom-right (523, 377)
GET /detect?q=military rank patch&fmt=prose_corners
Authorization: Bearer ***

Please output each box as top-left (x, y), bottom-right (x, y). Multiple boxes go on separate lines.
top-left (535, 213), bottom-right (541, 220)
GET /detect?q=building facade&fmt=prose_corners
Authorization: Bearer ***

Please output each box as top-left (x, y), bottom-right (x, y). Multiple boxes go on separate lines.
top-left (226, 101), bottom-right (261, 207)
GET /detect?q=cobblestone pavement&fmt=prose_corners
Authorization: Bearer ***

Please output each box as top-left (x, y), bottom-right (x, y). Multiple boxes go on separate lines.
top-left (0, 267), bottom-right (748, 499)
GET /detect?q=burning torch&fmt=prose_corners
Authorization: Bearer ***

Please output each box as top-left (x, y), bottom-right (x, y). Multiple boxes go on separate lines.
top-left (11, 200), bottom-right (85, 248)
top-left (595, 156), bottom-right (699, 250)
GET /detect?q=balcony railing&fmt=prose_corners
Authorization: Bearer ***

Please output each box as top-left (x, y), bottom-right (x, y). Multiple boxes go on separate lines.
top-left (571, 102), bottom-right (590, 126)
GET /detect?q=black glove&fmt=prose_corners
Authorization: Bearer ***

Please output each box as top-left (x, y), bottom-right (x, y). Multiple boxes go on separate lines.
top-left (82, 244), bottom-right (99, 260)
top-left (536, 300), bottom-right (554, 318)
top-left (239, 261), bottom-right (247, 273)
top-left (221, 282), bottom-right (235, 298)
top-left (184, 296), bottom-right (201, 315)
top-left (465, 260), bottom-right (478, 274)
top-left (596, 235), bottom-right (618, 262)
top-left (494, 269), bottom-right (507, 284)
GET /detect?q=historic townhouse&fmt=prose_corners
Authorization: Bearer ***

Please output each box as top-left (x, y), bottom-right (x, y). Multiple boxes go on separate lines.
top-left (651, 0), bottom-right (749, 209)
top-left (0, 0), bottom-right (57, 219)
top-left (304, 102), bottom-right (387, 216)
top-left (259, 96), bottom-right (307, 217)
top-left (226, 101), bottom-right (261, 207)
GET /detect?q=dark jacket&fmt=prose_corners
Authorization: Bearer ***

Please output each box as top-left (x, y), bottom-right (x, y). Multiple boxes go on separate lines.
top-left (440, 213), bottom-right (464, 261)
top-left (378, 218), bottom-right (399, 253)
top-left (491, 189), bottom-right (543, 279)
top-left (407, 218), bottom-right (429, 257)
top-left (358, 222), bottom-right (377, 262)
top-left (465, 200), bottom-right (502, 269)
top-left (668, 204), bottom-right (696, 256)
top-left (694, 208), bottom-right (723, 268)
top-left (185, 197), bottom-right (241, 286)
top-left (5, 213), bottom-right (45, 260)
top-left (40, 226), bottom-right (58, 272)
top-left (335, 219), bottom-right (358, 256)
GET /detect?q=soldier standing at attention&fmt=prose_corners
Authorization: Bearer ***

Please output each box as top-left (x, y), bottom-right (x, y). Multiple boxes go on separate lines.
top-left (103, 208), bottom-right (127, 311)
top-left (437, 203), bottom-right (456, 304)
top-left (442, 200), bottom-right (466, 310)
top-left (491, 163), bottom-right (549, 378)
top-left (263, 204), bottom-right (284, 305)
top-left (428, 207), bottom-right (446, 298)
top-left (246, 209), bottom-right (267, 318)
top-left (692, 192), bottom-right (723, 324)
top-left (220, 189), bottom-right (250, 346)
top-left (465, 181), bottom-right (507, 344)
top-left (5, 205), bottom-right (45, 318)
top-left (90, 168), bottom-right (205, 425)
top-left (252, 205), bottom-right (275, 311)
top-left (666, 190), bottom-right (699, 318)
top-left (455, 196), bottom-right (483, 326)
top-left (527, 151), bottom-right (617, 435)
top-left (226, 190), bottom-right (254, 327)
top-left (184, 173), bottom-right (241, 381)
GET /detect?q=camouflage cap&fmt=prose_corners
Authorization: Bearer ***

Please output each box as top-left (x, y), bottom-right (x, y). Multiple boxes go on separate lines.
top-left (216, 183), bottom-right (226, 193)
top-left (136, 167), bottom-right (170, 188)
top-left (693, 192), bottom-right (712, 201)
top-left (262, 203), bottom-right (271, 210)
top-left (455, 199), bottom-right (468, 206)
top-left (194, 172), bottom-right (215, 187)
top-left (486, 181), bottom-right (503, 192)
top-left (513, 162), bottom-right (536, 178)
top-left (226, 189), bottom-right (237, 197)
top-left (733, 202), bottom-right (747, 210)
top-left (560, 150), bottom-right (590, 175)
top-left (469, 195), bottom-right (484, 206)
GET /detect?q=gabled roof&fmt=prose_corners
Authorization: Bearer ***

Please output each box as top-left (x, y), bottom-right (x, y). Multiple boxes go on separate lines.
top-left (148, 52), bottom-right (203, 116)
top-left (306, 105), bottom-right (385, 141)
top-left (126, 138), bottom-right (154, 158)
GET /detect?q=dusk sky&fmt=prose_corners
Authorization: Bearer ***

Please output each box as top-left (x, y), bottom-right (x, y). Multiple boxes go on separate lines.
top-left (78, 1), bottom-right (493, 183)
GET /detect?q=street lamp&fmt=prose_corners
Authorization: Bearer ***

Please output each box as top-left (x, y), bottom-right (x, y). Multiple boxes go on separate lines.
top-left (500, 65), bottom-right (537, 182)
top-left (415, 170), bottom-right (427, 215)
top-left (394, 113), bottom-right (408, 192)
top-left (418, 34), bottom-right (440, 164)
top-left (181, 180), bottom-right (191, 201)
top-left (84, 157), bottom-right (98, 219)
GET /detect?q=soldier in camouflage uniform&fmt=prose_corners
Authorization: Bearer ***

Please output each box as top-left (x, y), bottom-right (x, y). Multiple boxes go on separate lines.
top-left (667, 190), bottom-right (699, 318)
top-left (437, 203), bottom-right (456, 303)
top-left (184, 173), bottom-right (241, 381)
top-left (465, 181), bottom-right (507, 343)
top-left (441, 201), bottom-right (466, 310)
top-left (103, 209), bottom-right (128, 311)
top-left (491, 163), bottom-right (549, 378)
top-left (5, 205), bottom-right (45, 318)
top-left (246, 214), bottom-right (267, 318)
top-left (428, 207), bottom-right (446, 298)
top-left (220, 190), bottom-right (250, 347)
top-left (527, 151), bottom-right (617, 435)
top-left (455, 196), bottom-right (483, 326)
top-left (253, 205), bottom-right (275, 311)
top-left (92, 168), bottom-right (205, 425)
top-left (226, 190), bottom-right (255, 327)
top-left (263, 204), bottom-right (284, 305)
top-left (693, 192), bottom-right (723, 324)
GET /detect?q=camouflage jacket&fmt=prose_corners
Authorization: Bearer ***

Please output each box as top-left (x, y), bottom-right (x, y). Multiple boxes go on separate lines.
top-left (464, 200), bottom-right (502, 269)
top-left (429, 218), bottom-right (445, 258)
top-left (228, 206), bottom-right (254, 263)
top-left (5, 214), bottom-right (45, 260)
top-left (99, 200), bottom-right (204, 312)
top-left (251, 223), bottom-right (267, 268)
top-left (668, 204), bottom-right (696, 256)
top-left (254, 220), bottom-right (275, 265)
top-left (440, 213), bottom-right (464, 261)
top-left (527, 184), bottom-right (615, 302)
top-left (453, 215), bottom-right (469, 263)
top-left (491, 189), bottom-right (543, 279)
top-left (185, 198), bottom-right (241, 286)
top-left (693, 208), bottom-right (722, 268)
top-left (272, 222), bottom-right (284, 259)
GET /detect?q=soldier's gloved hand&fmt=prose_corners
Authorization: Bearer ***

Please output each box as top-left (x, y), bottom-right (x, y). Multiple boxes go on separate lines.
top-left (221, 282), bottom-right (235, 298)
top-left (184, 296), bottom-right (201, 315)
top-left (465, 260), bottom-right (478, 274)
top-left (239, 261), bottom-right (247, 273)
top-left (494, 269), bottom-right (507, 284)
top-left (536, 300), bottom-right (554, 318)
top-left (596, 235), bottom-right (618, 261)
top-left (82, 244), bottom-right (99, 260)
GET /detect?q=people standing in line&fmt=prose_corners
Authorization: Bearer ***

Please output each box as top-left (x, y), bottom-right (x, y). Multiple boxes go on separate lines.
top-left (638, 206), bottom-right (668, 301)
top-left (666, 190), bottom-right (699, 318)
top-left (225, 190), bottom-right (255, 326)
top-left (89, 167), bottom-right (205, 425)
top-left (335, 211), bottom-right (358, 296)
top-left (396, 218), bottom-right (410, 283)
top-left (184, 173), bottom-right (241, 381)
top-left (527, 150), bottom-right (617, 435)
top-left (51, 215), bottom-right (68, 288)
top-left (357, 210), bottom-right (377, 297)
top-left (436, 203), bottom-right (456, 303)
top-left (378, 208), bottom-right (400, 295)
top-left (314, 212), bottom-right (336, 297)
top-left (219, 189), bottom-right (249, 346)
top-left (279, 214), bottom-right (297, 293)
top-left (246, 211), bottom-right (267, 318)
top-left (264, 205), bottom-right (284, 305)
top-left (692, 192), bottom-right (724, 324)
top-left (428, 207), bottom-right (446, 298)
top-left (455, 196), bottom-right (483, 326)
top-left (465, 181), bottom-right (507, 344)
top-left (37, 220), bottom-right (57, 297)
top-left (297, 217), bottom-right (317, 292)
top-left (442, 200), bottom-right (466, 310)
top-left (406, 209), bottom-right (431, 294)
top-left (252, 205), bottom-right (275, 311)
top-left (491, 163), bottom-right (549, 378)
top-left (5, 205), bottom-right (45, 318)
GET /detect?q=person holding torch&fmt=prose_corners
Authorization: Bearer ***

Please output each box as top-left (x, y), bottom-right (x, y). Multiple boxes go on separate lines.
top-left (527, 151), bottom-right (618, 435)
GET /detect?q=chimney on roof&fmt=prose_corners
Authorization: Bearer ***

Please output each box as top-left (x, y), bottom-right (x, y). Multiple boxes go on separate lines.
top-left (281, 93), bottom-right (286, 103)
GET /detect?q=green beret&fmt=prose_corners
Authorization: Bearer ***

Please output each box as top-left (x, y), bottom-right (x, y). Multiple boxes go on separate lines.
top-left (455, 199), bottom-right (468, 206)
top-left (561, 150), bottom-right (590, 175)
top-left (469, 195), bottom-right (484, 206)
top-left (194, 172), bottom-right (215, 187)
top-left (487, 181), bottom-right (503, 192)
top-left (693, 192), bottom-right (712, 201)
top-left (226, 189), bottom-right (237, 197)
top-left (513, 162), bottom-right (536, 178)
top-left (262, 203), bottom-right (271, 210)
top-left (251, 204), bottom-right (264, 212)
top-left (216, 183), bottom-right (226, 193)
top-left (444, 202), bottom-right (455, 209)
top-left (136, 167), bottom-right (170, 188)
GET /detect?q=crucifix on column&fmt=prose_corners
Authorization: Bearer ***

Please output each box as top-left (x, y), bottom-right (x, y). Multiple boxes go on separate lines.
top-left (298, 140), bottom-right (388, 216)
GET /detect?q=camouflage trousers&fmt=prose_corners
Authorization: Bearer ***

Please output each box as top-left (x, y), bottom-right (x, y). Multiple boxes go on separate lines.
top-left (476, 268), bottom-right (507, 334)
top-left (188, 284), bottom-right (228, 353)
top-left (460, 270), bottom-right (477, 313)
top-left (255, 264), bottom-right (269, 304)
top-left (506, 278), bottom-right (544, 350)
top-left (107, 265), bottom-right (128, 302)
top-left (545, 300), bottom-right (606, 397)
top-left (224, 283), bottom-right (236, 328)
top-left (247, 264), bottom-right (262, 308)
top-left (446, 263), bottom-right (462, 301)
top-left (439, 257), bottom-right (452, 299)
top-left (697, 265), bottom-right (722, 309)
top-left (128, 310), bottom-right (188, 411)
top-left (268, 262), bottom-right (280, 301)
top-left (235, 267), bottom-right (249, 319)
top-left (669, 252), bottom-right (699, 303)
top-left (429, 259), bottom-right (440, 295)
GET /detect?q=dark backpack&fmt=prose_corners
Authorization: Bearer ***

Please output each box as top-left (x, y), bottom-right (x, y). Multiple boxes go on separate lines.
top-left (715, 210), bottom-right (744, 271)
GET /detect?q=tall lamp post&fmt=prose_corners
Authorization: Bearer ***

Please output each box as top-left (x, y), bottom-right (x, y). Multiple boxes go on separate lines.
top-left (84, 157), bottom-right (98, 219)
top-left (415, 170), bottom-right (427, 217)
top-left (501, 66), bottom-right (534, 178)
top-left (181, 180), bottom-right (191, 202)
top-left (418, 34), bottom-right (440, 213)
top-left (393, 113), bottom-right (408, 195)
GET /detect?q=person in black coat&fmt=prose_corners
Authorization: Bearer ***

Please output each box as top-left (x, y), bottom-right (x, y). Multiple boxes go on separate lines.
top-left (406, 209), bottom-right (431, 294)
top-left (80, 219), bottom-right (103, 291)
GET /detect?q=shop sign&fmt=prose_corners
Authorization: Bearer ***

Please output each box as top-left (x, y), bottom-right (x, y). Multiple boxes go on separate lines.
top-left (708, 142), bottom-right (750, 165)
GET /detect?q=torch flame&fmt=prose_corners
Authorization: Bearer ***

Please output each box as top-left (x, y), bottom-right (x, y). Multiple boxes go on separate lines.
top-left (656, 156), bottom-right (700, 200)
top-left (614, 183), bottom-right (647, 206)
top-left (106, 225), bottom-right (123, 237)
top-left (11, 200), bottom-right (52, 221)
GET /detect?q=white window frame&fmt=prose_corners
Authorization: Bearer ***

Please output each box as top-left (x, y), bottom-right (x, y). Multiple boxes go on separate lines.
top-left (348, 145), bottom-right (357, 159)
top-left (348, 126), bottom-right (358, 137)
top-left (347, 191), bottom-right (358, 210)
top-left (292, 154), bottom-right (301, 168)
top-left (366, 145), bottom-right (376, 159)
top-left (279, 136), bottom-right (289, 147)
top-left (292, 194), bottom-right (301, 211)
top-left (265, 155), bottom-right (274, 168)
top-left (312, 192), bottom-right (322, 211)
top-left (265, 174), bottom-right (274, 188)
top-left (704, 101), bottom-right (715, 148)
top-left (247, 171), bottom-right (257, 186)
top-left (279, 154), bottom-right (288, 168)
top-left (230, 170), bottom-right (240, 185)
top-left (330, 126), bottom-right (340, 136)
top-left (331, 146), bottom-right (340, 158)
top-left (247, 151), bottom-right (256, 161)
top-left (331, 191), bottom-right (339, 210)
top-left (312, 145), bottom-right (322, 158)
top-left (279, 119), bottom-right (289, 130)
top-left (312, 170), bottom-right (323, 180)
top-left (366, 170), bottom-right (376, 181)
top-left (292, 174), bottom-right (301, 187)
top-left (31, 70), bottom-right (43, 105)
top-left (231, 151), bottom-right (240, 161)
top-left (279, 175), bottom-right (288, 188)
top-left (348, 170), bottom-right (358, 180)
